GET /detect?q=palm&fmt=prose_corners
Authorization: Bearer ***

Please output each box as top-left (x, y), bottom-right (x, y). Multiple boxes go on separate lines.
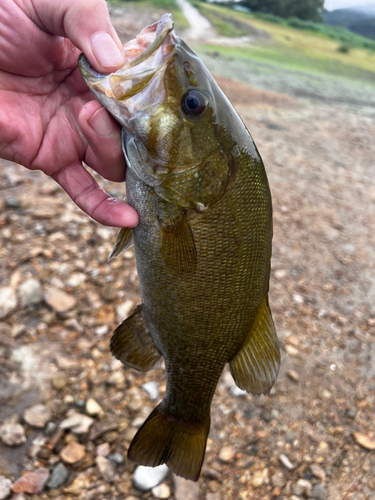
top-left (0, 25), bottom-right (90, 172)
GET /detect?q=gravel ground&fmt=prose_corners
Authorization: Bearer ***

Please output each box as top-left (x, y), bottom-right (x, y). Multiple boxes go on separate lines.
top-left (0, 7), bottom-right (375, 500)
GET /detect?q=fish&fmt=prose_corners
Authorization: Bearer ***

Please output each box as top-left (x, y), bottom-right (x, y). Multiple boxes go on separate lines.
top-left (78, 14), bottom-right (280, 481)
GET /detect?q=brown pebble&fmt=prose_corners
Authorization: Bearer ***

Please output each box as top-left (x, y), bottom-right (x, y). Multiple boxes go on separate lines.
top-left (11, 468), bottom-right (50, 494)
top-left (286, 370), bottom-right (299, 382)
top-left (60, 441), bottom-right (86, 464)
top-left (218, 445), bottom-right (235, 462)
top-left (353, 432), bottom-right (375, 450)
top-left (310, 463), bottom-right (326, 480)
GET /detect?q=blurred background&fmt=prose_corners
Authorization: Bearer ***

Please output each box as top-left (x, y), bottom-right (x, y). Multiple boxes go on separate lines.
top-left (0, 0), bottom-right (374, 499)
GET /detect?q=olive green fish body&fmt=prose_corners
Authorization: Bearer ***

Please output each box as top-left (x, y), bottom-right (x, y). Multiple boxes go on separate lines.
top-left (78, 14), bottom-right (280, 481)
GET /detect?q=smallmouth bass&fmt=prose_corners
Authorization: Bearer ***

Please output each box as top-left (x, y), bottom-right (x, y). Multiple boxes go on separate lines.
top-left (79, 14), bottom-right (280, 481)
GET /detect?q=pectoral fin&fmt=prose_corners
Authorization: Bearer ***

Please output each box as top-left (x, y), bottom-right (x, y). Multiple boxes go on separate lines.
top-left (229, 295), bottom-right (280, 396)
top-left (110, 305), bottom-right (161, 372)
top-left (108, 227), bottom-right (134, 261)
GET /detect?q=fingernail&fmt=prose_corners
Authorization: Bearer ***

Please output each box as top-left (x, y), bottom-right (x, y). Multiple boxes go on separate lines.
top-left (91, 32), bottom-right (125, 68)
top-left (89, 107), bottom-right (115, 136)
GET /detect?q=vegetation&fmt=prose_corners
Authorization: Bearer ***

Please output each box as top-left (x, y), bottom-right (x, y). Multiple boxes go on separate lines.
top-left (239, 0), bottom-right (324, 22)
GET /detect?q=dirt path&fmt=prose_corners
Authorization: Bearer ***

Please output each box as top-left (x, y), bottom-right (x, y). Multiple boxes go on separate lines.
top-left (176, 0), bottom-right (214, 40)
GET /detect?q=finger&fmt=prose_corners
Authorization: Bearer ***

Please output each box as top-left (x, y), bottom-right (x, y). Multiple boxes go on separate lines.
top-left (30, 0), bottom-right (125, 72)
top-left (52, 162), bottom-right (138, 228)
top-left (78, 101), bottom-right (126, 183)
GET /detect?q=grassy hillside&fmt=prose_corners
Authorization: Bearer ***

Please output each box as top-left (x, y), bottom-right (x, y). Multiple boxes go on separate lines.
top-left (193, 2), bottom-right (375, 80)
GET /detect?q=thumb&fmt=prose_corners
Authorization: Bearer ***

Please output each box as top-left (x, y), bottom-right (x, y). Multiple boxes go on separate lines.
top-left (29, 0), bottom-right (125, 72)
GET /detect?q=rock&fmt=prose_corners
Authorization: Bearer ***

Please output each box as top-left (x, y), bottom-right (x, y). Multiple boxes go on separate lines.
top-left (271, 471), bottom-right (286, 488)
top-left (45, 288), bottom-right (76, 313)
top-left (23, 404), bottom-right (51, 429)
top-left (18, 279), bottom-right (44, 308)
top-left (11, 494), bottom-right (27, 500)
top-left (116, 300), bottom-right (135, 322)
top-left (28, 435), bottom-right (47, 458)
top-left (11, 468), bottom-right (49, 494)
top-left (284, 345), bottom-right (299, 357)
top-left (66, 273), bottom-right (86, 287)
top-left (96, 442), bottom-right (111, 457)
top-left (5, 197), bottom-right (21, 208)
top-left (0, 287), bottom-right (17, 319)
top-left (230, 386), bottom-right (247, 397)
top-left (11, 324), bottom-right (26, 338)
top-left (46, 463), bottom-right (69, 489)
top-left (353, 432), bottom-right (375, 450)
top-left (311, 483), bottom-right (327, 500)
top-left (95, 456), bottom-right (117, 483)
top-left (251, 469), bottom-right (268, 488)
top-left (0, 476), bottom-right (12, 500)
top-left (63, 470), bottom-right (92, 494)
top-left (133, 465), bottom-right (169, 492)
top-left (310, 463), bottom-right (326, 480)
top-left (142, 381), bottom-right (160, 401)
top-left (0, 423), bottom-right (26, 446)
top-left (152, 483), bottom-right (171, 499)
top-left (60, 441), bottom-right (86, 464)
top-left (218, 445), bottom-right (235, 462)
top-left (296, 479), bottom-right (312, 497)
top-left (51, 375), bottom-right (69, 390)
top-left (174, 475), bottom-right (199, 500)
top-left (59, 413), bottom-right (94, 434)
top-left (108, 452), bottom-right (124, 465)
top-left (286, 370), bottom-right (300, 382)
top-left (107, 371), bottom-right (125, 386)
top-left (86, 398), bottom-right (104, 417)
top-left (279, 454), bottom-right (295, 470)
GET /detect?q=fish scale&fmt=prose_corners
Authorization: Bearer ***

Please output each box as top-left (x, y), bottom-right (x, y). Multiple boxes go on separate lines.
top-left (79, 13), bottom-right (280, 481)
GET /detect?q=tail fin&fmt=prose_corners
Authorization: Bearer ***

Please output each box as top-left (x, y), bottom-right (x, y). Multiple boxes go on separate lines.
top-left (128, 403), bottom-right (210, 481)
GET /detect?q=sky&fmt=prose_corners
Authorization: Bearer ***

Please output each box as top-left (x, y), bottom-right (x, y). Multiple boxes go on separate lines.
top-left (325, 0), bottom-right (374, 10)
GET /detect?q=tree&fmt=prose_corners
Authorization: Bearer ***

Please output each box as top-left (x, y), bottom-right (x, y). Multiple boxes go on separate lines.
top-left (241, 0), bottom-right (324, 22)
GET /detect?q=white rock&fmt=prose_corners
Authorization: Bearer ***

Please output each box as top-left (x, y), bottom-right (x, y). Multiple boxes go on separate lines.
top-left (116, 300), bottom-right (134, 322)
top-left (133, 465), bottom-right (169, 492)
top-left (23, 404), bottom-right (51, 428)
top-left (66, 273), bottom-right (86, 287)
top-left (152, 482), bottom-right (171, 499)
top-left (85, 398), bottom-right (104, 417)
top-left (18, 279), bottom-right (44, 307)
top-left (0, 476), bottom-right (11, 500)
top-left (0, 423), bottom-right (26, 446)
top-left (59, 413), bottom-right (94, 434)
top-left (0, 287), bottom-right (17, 319)
top-left (279, 453), bottom-right (296, 470)
top-left (230, 386), bottom-right (247, 397)
top-left (45, 287), bottom-right (76, 313)
top-left (142, 382), bottom-right (159, 401)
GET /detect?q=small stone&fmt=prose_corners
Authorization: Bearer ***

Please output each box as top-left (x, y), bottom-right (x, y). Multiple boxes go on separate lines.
top-left (142, 382), bottom-right (160, 401)
top-left (279, 454), bottom-right (295, 470)
top-left (60, 441), bottom-right (86, 464)
top-left (218, 445), bottom-right (235, 462)
top-left (296, 479), bottom-right (312, 497)
top-left (0, 423), bottom-right (26, 446)
top-left (133, 465), bottom-right (169, 491)
top-left (271, 471), bottom-right (286, 488)
top-left (284, 345), bottom-right (299, 357)
top-left (108, 452), bottom-right (124, 465)
top-left (310, 463), bottom-right (326, 480)
top-left (230, 386), bottom-right (247, 397)
top-left (116, 300), bottom-right (135, 322)
top-left (293, 294), bottom-right (304, 304)
top-left (5, 197), bottom-right (21, 208)
top-left (46, 463), bottom-right (69, 489)
top-left (11, 324), bottom-right (26, 338)
top-left (95, 456), bottom-right (117, 483)
top-left (86, 398), bottom-right (104, 417)
top-left (174, 475), bottom-right (199, 500)
top-left (11, 494), bottom-right (27, 500)
top-left (353, 432), bottom-right (375, 450)
top-left (59, 413), bottom-right (94, 434)
top-left (52, 375), bottom-right (68, 390)
top-left (287, 370), bottom-right (299, 382)
top-left (251, 469), bottom-right (268, 488)
top-left (311, 483), bottom-right (326, 500)
top-left (66, 273), bottom-right (86, 287)
top-left (63, 470), bottom-right (91, 494)
top-left (11, 468), bottom-right (49, 494)
top-left (0, 287), bottom-right (17, 319)
top-left (274, 269), bottom-right (286, 279)
top-left (23, 404), bottom-right (51, 429)
top-left (0, 476), bottom-right (12, 500)
top-left (107, 371), bottom-right (125, 386)
top-left (152, 483), bottom-right (171, 499)
top-left (45, 288), bottom-right (76, 313)
top-left (96, 442), bottom-right (111, 457)
top-left (18, 279), bottom-right (44, 308)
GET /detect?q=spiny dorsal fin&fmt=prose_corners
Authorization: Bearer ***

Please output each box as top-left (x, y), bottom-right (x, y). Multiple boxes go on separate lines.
top-left (110, 305), bottom-right (161, 372)
top-left (128, 403), bottom-right (210, 481)
top-left (229, 295), bottom-right (280, 396)
top-left (108, 227), bottom-right (134, 261)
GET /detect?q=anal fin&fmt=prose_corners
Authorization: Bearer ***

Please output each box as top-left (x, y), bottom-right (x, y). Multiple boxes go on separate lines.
top-left (229, 295), bottom-right (280, 396)
top-left (108, 227), bottom-right (134, 261)
top-left (110, 305), bottom-right (161, 372)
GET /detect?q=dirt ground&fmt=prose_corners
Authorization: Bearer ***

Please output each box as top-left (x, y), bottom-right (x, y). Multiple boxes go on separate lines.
top-left (0, 6), bottom-right (375, 500)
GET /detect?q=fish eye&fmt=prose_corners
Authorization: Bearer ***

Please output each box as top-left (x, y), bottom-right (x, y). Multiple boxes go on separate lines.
top-left (181, 90), bottom-right (206, 116)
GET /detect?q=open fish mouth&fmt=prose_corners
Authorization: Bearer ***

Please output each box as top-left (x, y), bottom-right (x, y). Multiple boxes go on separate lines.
top-left (78, 14), bottom-right (175, 123)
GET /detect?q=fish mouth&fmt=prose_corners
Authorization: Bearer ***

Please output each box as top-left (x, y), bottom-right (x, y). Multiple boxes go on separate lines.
top-left (79, 14), bottom-right (175, 105)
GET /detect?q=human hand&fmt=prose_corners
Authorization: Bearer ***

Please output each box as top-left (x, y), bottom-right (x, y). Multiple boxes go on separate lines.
top-left (0, 0), bottom-right (138, 227)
